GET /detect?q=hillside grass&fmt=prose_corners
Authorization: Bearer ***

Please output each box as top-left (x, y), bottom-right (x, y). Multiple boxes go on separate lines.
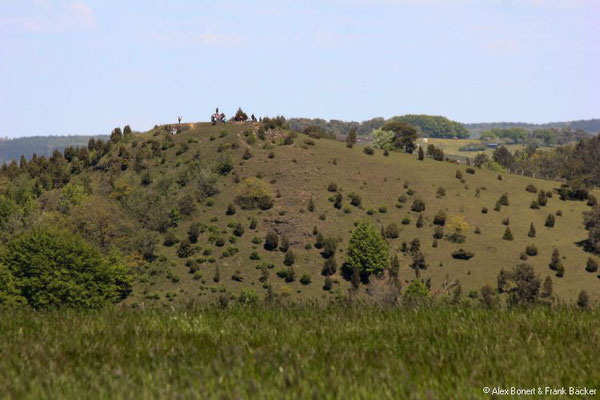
top-left (105, 123), bottom-right (598, 306)
top-left (1, 305), bottom-right (598, 399)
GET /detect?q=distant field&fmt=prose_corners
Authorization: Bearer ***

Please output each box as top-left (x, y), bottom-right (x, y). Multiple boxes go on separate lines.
top-left (423, 138), bottom-right (527, 160)
top-left (1, 305), bottom-right (598, 399)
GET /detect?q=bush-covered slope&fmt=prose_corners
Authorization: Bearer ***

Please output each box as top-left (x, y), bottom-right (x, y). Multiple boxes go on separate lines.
top-left (0, 121), bottom-right (598, 307)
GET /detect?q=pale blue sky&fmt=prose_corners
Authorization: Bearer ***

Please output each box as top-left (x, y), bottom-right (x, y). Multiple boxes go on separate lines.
top-left (0, 0), bottom-right (598, 138)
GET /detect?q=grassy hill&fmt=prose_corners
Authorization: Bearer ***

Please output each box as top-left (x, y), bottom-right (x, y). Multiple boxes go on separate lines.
top-left (2, 121), bottom-right (600, 398)
top-left (17, 121), bottom-right (590, 306)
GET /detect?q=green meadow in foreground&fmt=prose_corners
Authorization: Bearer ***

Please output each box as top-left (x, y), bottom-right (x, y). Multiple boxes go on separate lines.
top-left (1, 305), bottom-right (598, 399)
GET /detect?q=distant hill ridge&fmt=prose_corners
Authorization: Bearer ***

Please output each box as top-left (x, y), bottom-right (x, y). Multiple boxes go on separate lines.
top-left (0, 135), bottom-right (109, 164)
top-left (2, 116), bottom-right (598, 163)
top-left (465, 119), bottom-right (600, 136)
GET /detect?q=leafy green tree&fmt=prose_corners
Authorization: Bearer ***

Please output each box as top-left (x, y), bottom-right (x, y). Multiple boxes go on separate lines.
top-left (418, 146), bottom-right (424, 161)
top-left (0, 227), bottom-right (131, 309)
top-left (371, 128), bottom-right (395, 150)
top-left (346, 220), bottom-right (389, 276)
top-left (381, 121), bottom-right (418, 153)
top-left (0, 265), bottom-right (26, 306)
top-left (391, 115), bottom-right (469, 138)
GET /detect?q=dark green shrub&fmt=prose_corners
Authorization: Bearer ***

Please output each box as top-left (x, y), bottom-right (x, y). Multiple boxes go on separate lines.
top-left (226, 203), bottom-right (236, 215)
top-left (416, 214), bottom-right (424, 228)
top-left (451, 249), bottom-right (474, 260)
top-left (538, 191), bottom-right (547, 206)
top-left (585, 257), bottom-right (598, 273)
top-left (411, 199), bottom-right (425, 212)
top-left (528, 223), bottom-right (536, 237)
top-left (549, 249), bottom-right (562, 272)
top-left (300, 274), bottom-right (311, 285)
top-left (233, 223), bottom-right (245, 237)
top-left (348, 192), bottom-right (362, 207)
top-left (285, 266), bottom-right (296, 282)
top-left (164, 231), bottom-right (179, 247)
top-left (525, 184), bottom-right (537, 193)
top-left (363, 146), bottom-right (374, 155)
top-left (264, 231), bottom-right (279, 251)
top-left (505, 263), bottom-right (541, 306)
top-left (530, 199), bottom-right (540, 209)
top-left (333, 193), bottom-right (343, 209)
top-left (283, 250), bottom-right (296, 266)
top-left (279, 235), bottom-right (290, 252)
top-left (433, 210), bottom-right (447, 226)
top-left (177, 239), bottom-right (194, 258)
top-left (577, 290), bottom-right (589, 308)
top-left (447, 233), bottom-right (466, 243)
top-left (321, 237), bottom-right (338, 258)
top-left (384, 223), bottom-right (400, 239)
top-left (231, 270), bottom-right (243, 282)
top-left (545, 213), bottom-right (555, 228)
top-left (322, 257), bottom-right (337, 276)
top-left (503, 227), bottom-right (513, 241)
top-left (525, 245), bottom-right (538, 256)
top-left (499, 193), bottom-right (509, 206)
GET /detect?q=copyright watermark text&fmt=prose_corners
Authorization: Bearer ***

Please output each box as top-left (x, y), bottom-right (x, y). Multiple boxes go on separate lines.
top-left (482, 386), bottom-right (597, 397)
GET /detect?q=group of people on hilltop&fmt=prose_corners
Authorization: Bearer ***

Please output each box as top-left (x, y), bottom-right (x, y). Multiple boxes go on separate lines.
top-left (211, 107), bottom-right (257, 125)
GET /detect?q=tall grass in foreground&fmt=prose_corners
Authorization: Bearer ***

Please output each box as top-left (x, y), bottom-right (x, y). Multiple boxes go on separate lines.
top-left (1, 305), bottom-right (598, 399)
